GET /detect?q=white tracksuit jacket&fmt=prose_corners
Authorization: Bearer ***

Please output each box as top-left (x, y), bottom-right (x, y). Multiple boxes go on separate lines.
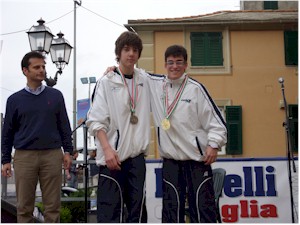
top-left (145, 72), bottom-right (227, 161)
top-left (86, 69), bottom-right (151, 166)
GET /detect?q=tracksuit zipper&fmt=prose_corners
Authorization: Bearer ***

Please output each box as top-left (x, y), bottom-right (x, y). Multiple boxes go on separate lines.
top-left (115, 129), bottom-right (120, 150)
top-left (195, 136), bottom-right (203, 156)
top-left (157, 127), bottom-right (160, 147)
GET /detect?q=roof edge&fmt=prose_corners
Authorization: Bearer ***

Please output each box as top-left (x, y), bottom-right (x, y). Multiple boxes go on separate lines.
top-left (127, 9), bottom-right (298, 24)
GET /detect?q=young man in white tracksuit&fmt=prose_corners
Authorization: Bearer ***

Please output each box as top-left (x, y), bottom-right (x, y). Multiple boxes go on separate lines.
top-left (147, 45), bottom-right (227, 223)
top-left (86, 31), bottom-right (150, 223)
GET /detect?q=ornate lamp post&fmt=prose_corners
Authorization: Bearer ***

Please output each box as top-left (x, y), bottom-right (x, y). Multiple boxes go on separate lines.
top-left (27, 18), bottom-right (73, 87)
top-left (48, 32), bottom-right (73, 86)
top-left (27, 18), bottom-right (53, 53)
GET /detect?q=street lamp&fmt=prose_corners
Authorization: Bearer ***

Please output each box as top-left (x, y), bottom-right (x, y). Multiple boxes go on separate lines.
top-left (80, 76), bottom-right (96, 100)
top-left (48, 32), bottom-right (73, 87)
top-left (27, 18), bottom-right (53, 53)
top-left (27, 18), bottom-right (73, 87)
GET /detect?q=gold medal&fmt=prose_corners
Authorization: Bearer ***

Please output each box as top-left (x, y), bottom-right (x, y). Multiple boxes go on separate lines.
top-left (161, 118), bottom-right (170, 130)
top-left (162, 74), bottom-right (188, 131)
top-left (130, 114), bottom-right (138, 124)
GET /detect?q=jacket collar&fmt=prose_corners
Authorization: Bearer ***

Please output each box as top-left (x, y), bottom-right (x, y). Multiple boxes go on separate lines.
top-left (108, 68), bottom-right (140, 85)
top-left (166, 73), bottom-right (187, 85)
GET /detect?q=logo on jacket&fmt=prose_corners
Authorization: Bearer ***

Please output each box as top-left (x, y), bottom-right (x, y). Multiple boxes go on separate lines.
top-left (111, 87), bottom-right (121, 91)
top-left (181, 99), bottom-right (191, 103)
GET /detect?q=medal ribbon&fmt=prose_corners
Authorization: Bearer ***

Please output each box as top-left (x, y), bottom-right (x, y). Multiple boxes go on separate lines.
top-left (118, 67), bottom-right (138, 113)
top-left (163, 74), bottom-right (188, 119)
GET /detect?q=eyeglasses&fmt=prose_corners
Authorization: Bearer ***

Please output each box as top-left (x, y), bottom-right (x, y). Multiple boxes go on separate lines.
top-left (166, 60), bottom-right (186, 66)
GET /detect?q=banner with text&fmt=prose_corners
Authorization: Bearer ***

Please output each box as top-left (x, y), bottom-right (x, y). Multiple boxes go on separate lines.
top-left (146, 158), bottom-right (298, 223)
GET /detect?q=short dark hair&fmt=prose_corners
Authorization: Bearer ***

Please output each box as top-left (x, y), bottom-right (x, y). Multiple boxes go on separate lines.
top-left (21, 51), bottom-right (45, 70)
top-left (164, 45), bottom-right (188, 62)
top-left (115, 31), bottom-right (143, 62)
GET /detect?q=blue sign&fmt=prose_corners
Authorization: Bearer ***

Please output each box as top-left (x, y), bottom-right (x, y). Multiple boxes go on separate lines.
top-left (77, 98), bottom-right (90, 124)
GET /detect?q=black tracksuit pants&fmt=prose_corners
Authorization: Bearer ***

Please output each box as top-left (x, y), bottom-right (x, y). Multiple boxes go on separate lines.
top-left (97, 154), bottom-right (147, 223)
top-left (162, 158), bottom-right (217, 223)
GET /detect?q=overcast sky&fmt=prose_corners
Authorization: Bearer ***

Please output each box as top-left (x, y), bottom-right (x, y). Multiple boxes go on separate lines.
top-left (0, 0), bottom-right (240, 147)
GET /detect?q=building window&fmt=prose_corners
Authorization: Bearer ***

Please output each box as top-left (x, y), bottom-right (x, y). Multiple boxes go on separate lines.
top-left (264, 1), bottom-right (278, 10)
top-left (215, 99), bottom-right (232, 155)
top-left (284, 31), bottom-right (298, 66)
top-left (186, 29), bottom-right (231, 75)
top-left (190, 32), bottom-right (223, 66)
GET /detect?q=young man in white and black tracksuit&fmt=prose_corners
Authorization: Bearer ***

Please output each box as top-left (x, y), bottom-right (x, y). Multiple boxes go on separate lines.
top-left (146, 45), bottom-right (227, 223)
top-left (86, 32), bottom-right (150, 223)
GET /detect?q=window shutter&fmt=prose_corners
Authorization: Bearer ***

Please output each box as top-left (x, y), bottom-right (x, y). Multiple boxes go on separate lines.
top-left (288, 104), bottom-right (298, 152)
top-left (190, 32), bottom-right (223, 66)
top-left (284, 31), bottom-right (298, 66)
top-left (226, 106), bottom-right (242, 155)
top-left (207, 32), bottom-right (223, 66)
top-left (264, 1), bottom-right (278, 10)
top-left (191, 33), bottom-right (206, 66)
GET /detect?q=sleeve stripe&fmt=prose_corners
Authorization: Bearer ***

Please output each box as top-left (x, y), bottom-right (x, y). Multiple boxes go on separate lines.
top-left (189, 77), bottom-right (227, 130)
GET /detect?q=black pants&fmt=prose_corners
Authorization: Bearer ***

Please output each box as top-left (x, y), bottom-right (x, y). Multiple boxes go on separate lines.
top-left (162, 158), bottom-right (217, 223)
top-left (97, 154), bottom-right (147, 223)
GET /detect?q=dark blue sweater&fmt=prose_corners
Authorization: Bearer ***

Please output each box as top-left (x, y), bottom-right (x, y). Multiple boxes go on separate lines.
top-left (1, 87), bottom-right (73, 164)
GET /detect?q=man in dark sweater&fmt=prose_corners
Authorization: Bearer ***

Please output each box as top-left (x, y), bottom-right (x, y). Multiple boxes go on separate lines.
top-left (1, 51), bottom-right (73, 223)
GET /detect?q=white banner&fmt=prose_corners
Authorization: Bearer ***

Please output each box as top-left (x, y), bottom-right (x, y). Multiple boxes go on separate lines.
top-left (146, 158), bottom-right (298, 223)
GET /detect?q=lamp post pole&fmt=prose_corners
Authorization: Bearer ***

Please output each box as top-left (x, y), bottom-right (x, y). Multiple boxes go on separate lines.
top-left (73, 2), bottom-right (87, 222)
top-left (80, 76), bottom-right (96, 102)
top-left (80, 77), bottom-right (96, 149)
top-left (73, 0), bottom-right (82, 151)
